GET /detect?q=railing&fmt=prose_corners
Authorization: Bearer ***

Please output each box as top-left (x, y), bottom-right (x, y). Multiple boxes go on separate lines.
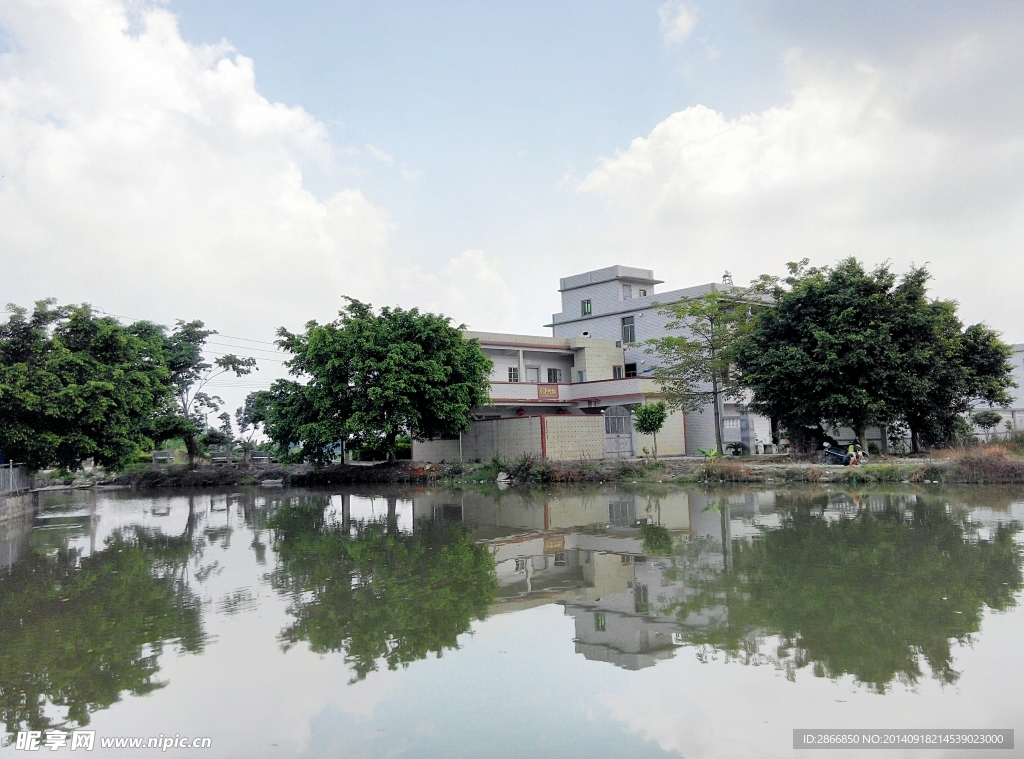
top-left (487, 377), bottom-right (660, 404)
top-left (0, 463), bottom-right (31, 495)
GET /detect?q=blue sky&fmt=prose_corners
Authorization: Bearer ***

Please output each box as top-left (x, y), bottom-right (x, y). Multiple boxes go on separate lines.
top-left (1, 0), bottom-right (1022, 405)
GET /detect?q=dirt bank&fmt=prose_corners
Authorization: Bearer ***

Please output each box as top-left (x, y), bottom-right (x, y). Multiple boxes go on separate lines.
top-left (88, 448), bottom-right (1024, 490)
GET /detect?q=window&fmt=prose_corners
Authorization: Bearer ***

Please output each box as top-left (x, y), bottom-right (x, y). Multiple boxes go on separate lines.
top-left (514, 558), bottom-right (527, 573)
top-left (612, 366), bottom-right (623, 379)
top-left (634, 583), bottom-right (650, 613)
top-left (547, 368), bottom-right (562, 383)
top-left (554, 552), bottom-right (566, 567)
top-left (609, 499), bottom-right (635, 526)
top-left (724, 418), bottom-right (740, 429)
top-left (577, 370), bottom-right (585, 383)
top-left (595, 612), bottom-right (606, 632)
top-left (624, 363), bottom-right (637, 378)
top-left (605, 412), bottom-right (631, 435)
top-left (621, 316), bottom-right (635, 344)
top-left (526, 366), bottom-right (540, 383)
top-left (620, 554), bottom-right (633, 565)
top-left (638, 288), bottom-right (647, 297)
top-left (508, 366), bottom-right (519, 382)
top-left (622, 284), bottom-right (632, 300)
top-left (581, 299), bottom-right (592, 316)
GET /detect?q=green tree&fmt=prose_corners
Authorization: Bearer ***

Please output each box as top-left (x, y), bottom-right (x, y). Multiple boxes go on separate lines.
top-left (154, 321), bottom-right (256, 468)
top-left (269, 503), bottom-right (497, 681)
top-left (234, 395), bottom-right (266, 466)
top-left (646, 290), bottom-right (754, 455)
top-left (737, 259), bottom-right (1015, 451)
top-left (664, 493), bottom-right (1022, 692)
top-left (0, 533), bottom-right (204, 736)
top-left (258, 298), bottom-right (492, 464)
top-left (633, 401), bottom-right (668, 459)
top-left (0, 301), bottom-right (172, 471)
top-left (972, 409), bottom-right (1003, 441)
top-left (890, 299), bottom-right (1013, 451)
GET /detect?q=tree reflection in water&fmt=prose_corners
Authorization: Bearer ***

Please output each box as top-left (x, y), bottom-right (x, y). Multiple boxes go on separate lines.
top-left (269, 499), bottom-right (497, 682)
top-left (666, 493), bottom-right (1023, 692)
top-left (0, 528), bottom-right (204, 738)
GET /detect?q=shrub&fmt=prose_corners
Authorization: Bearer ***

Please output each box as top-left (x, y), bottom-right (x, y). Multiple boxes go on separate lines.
top-left (639, 523), bottom-right (673, 555)
top-left (614, 461), bottom-right (647, 481)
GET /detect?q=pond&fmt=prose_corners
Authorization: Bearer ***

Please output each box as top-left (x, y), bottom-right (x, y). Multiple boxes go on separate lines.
top-left (1, 484), bottom-right (1022, 758)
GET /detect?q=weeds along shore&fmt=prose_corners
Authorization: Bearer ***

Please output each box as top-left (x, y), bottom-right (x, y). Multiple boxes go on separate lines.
top-left (50, 444), bottom-right (1024, 490)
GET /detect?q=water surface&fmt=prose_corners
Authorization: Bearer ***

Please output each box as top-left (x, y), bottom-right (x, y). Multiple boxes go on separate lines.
top-left (1, 484), bottom-right (1022, 758)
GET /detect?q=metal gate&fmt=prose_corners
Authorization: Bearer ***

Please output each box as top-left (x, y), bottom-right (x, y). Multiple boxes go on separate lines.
top-left (604, 406), bottom-right (634, 459)
top-left (0, 463), bottom-right (30, 495)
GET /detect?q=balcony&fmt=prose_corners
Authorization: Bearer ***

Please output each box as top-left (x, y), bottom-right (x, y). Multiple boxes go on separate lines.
top-left (486, 377), bottom-right (659, 405)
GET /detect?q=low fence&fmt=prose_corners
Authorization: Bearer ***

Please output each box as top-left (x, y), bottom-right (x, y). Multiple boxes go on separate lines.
top-left (0, 464), bottom-right (31, 495)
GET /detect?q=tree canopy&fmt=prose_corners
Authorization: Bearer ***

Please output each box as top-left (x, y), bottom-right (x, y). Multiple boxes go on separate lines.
top-left (633, 401), bottom-right (668, 459)
top-left (664, 492), bottom-right (1022, 692)
top-left (149, 320), bottom-right (256, 467)
top-left (0, 532), bottom-right (204, 736)
top-left (255, 298), bottom-right (492, 464)
top-left (646, 290), bottom-right (754, 454)
top-left (734, 259), bottom-right (1015, 449)
top-left (0, 301), bottom-right (171, 470)
top-left (269, 501), bottom-right (497, 681)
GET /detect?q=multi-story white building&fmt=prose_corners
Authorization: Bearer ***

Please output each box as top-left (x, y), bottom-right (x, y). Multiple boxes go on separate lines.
top-left (412, 265), bottom-right (774, 462)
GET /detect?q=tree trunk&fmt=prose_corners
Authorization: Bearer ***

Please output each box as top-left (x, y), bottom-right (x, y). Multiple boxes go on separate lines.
top-left (652, 431), bottom-right (658, 460)
top-left (911, 428), bottom-right (920, 454)
top-left (880, 426), bottom-right (889, 455)
top-left (711, 380), bottom-right (724, 455)
top-left (854, 426), bottom-right (867, 450)
top-left (386, 431), bottom-right (397, 464)
top-left (184, 433), bottom-right (198, 470)
top-left (386, 496), bottom-right (398, 536)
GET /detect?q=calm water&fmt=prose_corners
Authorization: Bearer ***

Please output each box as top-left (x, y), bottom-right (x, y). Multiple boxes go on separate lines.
top-left (1, 484), bottom-right (1023, 758)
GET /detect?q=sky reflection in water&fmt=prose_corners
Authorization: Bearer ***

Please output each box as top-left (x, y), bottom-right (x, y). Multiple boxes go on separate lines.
top-left (0, 485), bottom-right (1022, 758)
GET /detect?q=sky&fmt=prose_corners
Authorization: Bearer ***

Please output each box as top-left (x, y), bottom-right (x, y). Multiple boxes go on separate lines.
top-left (1, 0), bottom-right (1023, 408)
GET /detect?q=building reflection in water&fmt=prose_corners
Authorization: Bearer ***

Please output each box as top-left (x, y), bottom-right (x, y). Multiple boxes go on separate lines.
top-left (398, 488), bottom-right (772, 670)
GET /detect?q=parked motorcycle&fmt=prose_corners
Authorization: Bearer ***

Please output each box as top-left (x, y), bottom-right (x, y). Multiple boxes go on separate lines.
top-left (822, 442), bottom-right (868, 466)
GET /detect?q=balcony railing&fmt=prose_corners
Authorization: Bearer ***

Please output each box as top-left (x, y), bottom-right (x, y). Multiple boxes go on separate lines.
top-left (486, 377), bottom-right (659, 404)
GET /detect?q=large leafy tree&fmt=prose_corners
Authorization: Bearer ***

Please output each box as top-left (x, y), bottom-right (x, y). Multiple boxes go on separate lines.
top-left (895, 306), bottom-right (1014, 450)
top-left (0, 301), bottom-right (171, 471)
top-left (646, 290), bottom-right (754, 455)
top-left (664, 493), bottom-right (1022, 692)
top-left (735, 258), bottom-right (1014, 449)
top-left (151, 320), bottom-right (256, 468)
top-left (0, 532), bottom-right (204, 736)
top-left (256, 298), bottom-right (492, 464)
top-left (269, 502), bottom-right (497, 681)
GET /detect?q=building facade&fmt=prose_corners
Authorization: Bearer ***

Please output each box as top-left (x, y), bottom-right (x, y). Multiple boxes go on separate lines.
top-left (413, 265), bottom-right (774, 462)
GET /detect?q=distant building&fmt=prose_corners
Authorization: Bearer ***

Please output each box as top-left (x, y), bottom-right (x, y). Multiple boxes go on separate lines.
top-left (413, 266), bottom-right (773, 462)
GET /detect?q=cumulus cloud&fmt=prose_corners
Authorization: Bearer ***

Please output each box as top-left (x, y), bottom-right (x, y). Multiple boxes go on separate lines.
top-left (578, 37), bottom-right (1024, 337)
top-left (659, 1), bottom-right (697, 43)
top-left (0, 0), bottom-right (515, 349)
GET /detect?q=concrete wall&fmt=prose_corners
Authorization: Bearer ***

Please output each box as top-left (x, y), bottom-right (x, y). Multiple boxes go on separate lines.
top-left (413, 414), bottom-right (606, 463)
top-left (684, 408), bottom-right (719, 454)
top-left (543, 415), bottom-right (605, 460)
top-left (414, 417), bottom-right (543, 463)
top-left (567, 337), bottom-right (624, 382)
top-left (633, 407), bottom-right (686, 457)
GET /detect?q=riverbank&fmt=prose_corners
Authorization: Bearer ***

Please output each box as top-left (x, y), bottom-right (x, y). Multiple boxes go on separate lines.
top-left (82, 447), bottom-right (1024, 489)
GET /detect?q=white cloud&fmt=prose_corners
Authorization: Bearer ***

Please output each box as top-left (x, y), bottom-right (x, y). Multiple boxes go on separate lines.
top-left (659, 1), bottom-right (696, 43)
top-left (0, 0), bottom-right (513, 353)
top-left (578, 38), bottom-right (1024, 338)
